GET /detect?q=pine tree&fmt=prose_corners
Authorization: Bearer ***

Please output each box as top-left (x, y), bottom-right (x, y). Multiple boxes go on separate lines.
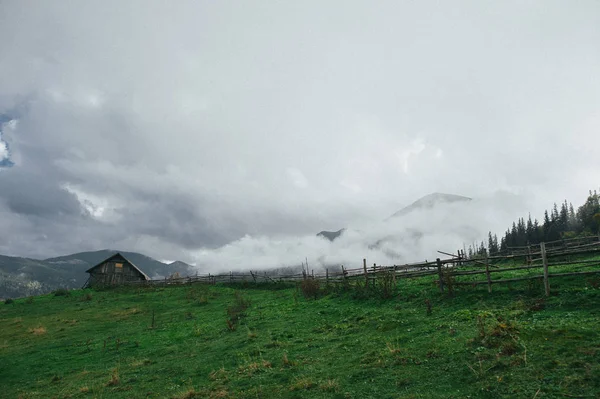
top-left (559, 200), bottom-right (569, 234)
top-left (543, 210), bottom-right (551, 240)
top-left (552, 203), bottom-right (560, 222)
top-left (568, 202), bottom-right (579, 232)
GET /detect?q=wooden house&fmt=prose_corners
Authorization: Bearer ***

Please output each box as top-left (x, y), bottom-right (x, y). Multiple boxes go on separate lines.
top-left (84, 253), bottom-right (150, 287)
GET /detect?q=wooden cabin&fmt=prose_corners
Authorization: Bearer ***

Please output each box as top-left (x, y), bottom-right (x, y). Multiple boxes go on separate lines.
top-left (84, 253), bottom-right (150, 287)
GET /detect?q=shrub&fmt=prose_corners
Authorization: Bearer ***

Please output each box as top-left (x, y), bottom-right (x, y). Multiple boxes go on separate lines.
top-left (299, 278), bottom-right (320, 299)
top-left (25, 296), bottom-right (34, 304)
top-left (377, 270), bottom-right (396, 298)
top-left (53, 288), bottom-right (71, 297)
top-left (226, 292), bottom-right (251, 330)
top-left (80, 293), bottom-right (93, 302)
top-left (106, 368), bottom-right (120, 386)
top-left (4, 298), bottom-right (14, 305)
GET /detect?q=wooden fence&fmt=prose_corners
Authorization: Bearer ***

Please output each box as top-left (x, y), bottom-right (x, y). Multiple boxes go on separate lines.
top-left (123, 236), bottom-right (600, 297)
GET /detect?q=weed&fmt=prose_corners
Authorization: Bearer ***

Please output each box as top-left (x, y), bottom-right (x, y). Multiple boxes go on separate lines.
top-left (299, 278), bottom-right (320, 299)
top-left (425, 298), bottom-right (432, 315)
top-left (52, 288), bottom-right (71, 297)
top-left (29, 326), bottom-right (47, 335)
top-left (587, 277), bottom-right (600, 289)
top-left (106, 368), bottom-right (120, 386)
top-left (466, 359), bottom-right (496, 379)
top-left (197, 296), bottom-right (209, 306)
top-left (211, 389), bottom-right (229, 398)
top-left (442, 269), bottom-right (455, 296)
top-left (226, 292), bottom-right (251, 329)
top-left (173, 388), bottom-right (202, 398)
top-left (209, 367), bottom-right (229, 382)
top-left (282, 352), bottom-right (296, 367)
top-left (319, 379), bottom-right (339, 392)
top-left (25, 296), bottom-right (33, 304)
top-left (80, 293), bottom-right (93, 302)
top-left (80, 386), bottom-right (89, 393)
top-left (237, 360), bottom-right (271, 376)
top-left (289, 377), bottom-right (315, 391)
top-left (225, 319), bottom-right (236, 332)
top-left (386, 341), bottom-right (402, 354)
top-left (246, 327), bottom-right (257, 339)
top-left (527, 298), bottom-right (545, 311)
top-left (377, 270), bottom-right (396, 299)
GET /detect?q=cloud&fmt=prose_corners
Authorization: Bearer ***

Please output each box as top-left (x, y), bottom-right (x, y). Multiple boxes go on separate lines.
top-left (193, 194), bottom-right (528, 273)
top-left (0, 1), bottom-right (599, 266)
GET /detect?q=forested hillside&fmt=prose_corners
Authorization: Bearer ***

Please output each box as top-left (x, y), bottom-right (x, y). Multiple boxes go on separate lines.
top-left (470, 189), bottom-right (600, 257)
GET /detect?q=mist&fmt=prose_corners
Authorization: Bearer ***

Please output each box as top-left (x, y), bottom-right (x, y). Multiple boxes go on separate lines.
top-left (192, 192), bottom-right (528, 273)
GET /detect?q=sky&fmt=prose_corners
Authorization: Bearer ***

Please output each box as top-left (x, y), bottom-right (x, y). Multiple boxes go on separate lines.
top-left (0, 1), bottom-right (599, 270)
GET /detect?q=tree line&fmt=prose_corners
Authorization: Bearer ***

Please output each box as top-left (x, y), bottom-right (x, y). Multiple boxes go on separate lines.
top-left (468, 189), bottom-right (600, 258)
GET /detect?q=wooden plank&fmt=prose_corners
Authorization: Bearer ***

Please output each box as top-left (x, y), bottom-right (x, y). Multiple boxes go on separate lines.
top-left (363, 258), bottom-right (368, 288)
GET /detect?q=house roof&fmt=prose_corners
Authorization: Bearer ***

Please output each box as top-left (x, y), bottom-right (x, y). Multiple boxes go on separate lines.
top-left (85, 252), bottom-right (151, 280)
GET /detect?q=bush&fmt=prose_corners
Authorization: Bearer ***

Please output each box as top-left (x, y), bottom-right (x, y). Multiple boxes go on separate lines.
top-left (53, 288), bottom-right (71, 297)
top-left (226, 292), bottom-right (251, 330)
top-left (299, 278), bottom-right (320, 299)
top-left (4, 298), bottom-right (14, 305)
top-left (79, 293), bottom-right (93, 302)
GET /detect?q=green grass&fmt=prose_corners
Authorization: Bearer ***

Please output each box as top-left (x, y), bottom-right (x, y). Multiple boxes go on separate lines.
top-left (1, 268), bottom-right (599, 398)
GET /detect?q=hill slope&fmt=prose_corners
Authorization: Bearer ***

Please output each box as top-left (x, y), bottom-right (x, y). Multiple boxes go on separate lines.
top-left (1, 274), bottom-right (598, 398)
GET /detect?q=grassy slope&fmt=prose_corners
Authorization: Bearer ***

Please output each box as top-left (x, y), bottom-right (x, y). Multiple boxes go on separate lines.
top-left (1, 268), bottom-right (599, 399)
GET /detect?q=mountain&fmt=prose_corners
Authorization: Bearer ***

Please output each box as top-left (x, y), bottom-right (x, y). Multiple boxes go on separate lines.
top-left (316, 192), bottom-right (472, 241)
top-left (0, 250), bottom-right (197, 299)
top-left (317, 229), bottom-right (346, 241)
top-left (386, 192), bottom-right (472, 219)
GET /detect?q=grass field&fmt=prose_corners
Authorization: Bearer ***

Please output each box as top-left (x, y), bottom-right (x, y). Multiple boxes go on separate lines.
top-left (1, 265), bottom-right (599, 398)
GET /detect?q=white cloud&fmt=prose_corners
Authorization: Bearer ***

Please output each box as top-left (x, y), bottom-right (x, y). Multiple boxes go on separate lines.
top-left (0, 1), bottom-right (599, 262)
top-left (192, 194), bottom-right (526, 273)
top-left (286, 167), bottom-right (309, 188)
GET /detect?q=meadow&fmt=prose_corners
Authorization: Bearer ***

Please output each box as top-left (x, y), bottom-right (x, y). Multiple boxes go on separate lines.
top-left (1, 265), bottom-right (599, 398)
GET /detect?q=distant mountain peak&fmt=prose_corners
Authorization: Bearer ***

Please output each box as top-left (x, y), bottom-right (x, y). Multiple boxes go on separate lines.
top-left (387, 192), bottom-right (471, 219)
top-left (317, 229), bottom-right (346, 242)
top-left (316, 192), bottom-right (472, 242)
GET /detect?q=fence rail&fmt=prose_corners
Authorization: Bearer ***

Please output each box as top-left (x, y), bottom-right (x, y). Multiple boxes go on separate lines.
top-left (118, 236), bottom-right (600, 297)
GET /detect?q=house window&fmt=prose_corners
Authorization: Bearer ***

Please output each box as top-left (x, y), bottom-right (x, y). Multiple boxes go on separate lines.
top-left (115, 263), bottom-right (123, 273)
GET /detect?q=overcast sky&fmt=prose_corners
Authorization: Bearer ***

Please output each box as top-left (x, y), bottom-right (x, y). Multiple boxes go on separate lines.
top-left (0, 1), bottom-right (599, 268)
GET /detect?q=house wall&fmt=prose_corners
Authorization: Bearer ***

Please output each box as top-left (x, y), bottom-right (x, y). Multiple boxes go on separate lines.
top-left (88, 258), bottom-right (145, 286)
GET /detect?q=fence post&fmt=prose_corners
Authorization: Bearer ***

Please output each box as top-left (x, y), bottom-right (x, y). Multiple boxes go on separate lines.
top-left (541, 242), bottom-right (550, 296)
top-left (527, 245), bottom-right (532, 265)
top-left (341, 265), bottom-right (347, 283)
top-left (485, 254), bottom-right (492, 293)
top-left (436, 258), bottom-right (444, 293)
top-left (326, 268), bottom-right (329, 285)
top-left (363, 258), bottom-right (368, 288)
top-left (373, 263), bottom-right (377, 287)
top-left (392, 265), bottom-right (397, 286)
